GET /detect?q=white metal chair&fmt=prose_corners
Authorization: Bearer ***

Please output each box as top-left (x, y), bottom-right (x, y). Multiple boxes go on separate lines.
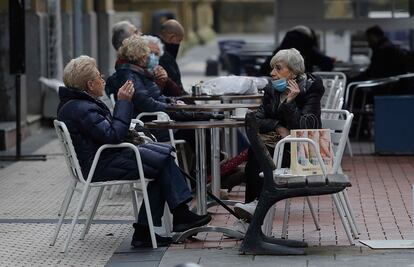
top-left (51, 120), bottom-right (158, 252)
top-left (313, 71), bottom-right (346, 109)
top-left (266, 109), bottom-right (358, 245)
top-left (136, 112), bottom-right (189, 174)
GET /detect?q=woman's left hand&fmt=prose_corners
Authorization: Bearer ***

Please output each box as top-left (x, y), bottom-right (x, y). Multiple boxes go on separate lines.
top-left (175, 100), bottom-right (186, 105)
top-left (286, 79), bottom-right (300, 103)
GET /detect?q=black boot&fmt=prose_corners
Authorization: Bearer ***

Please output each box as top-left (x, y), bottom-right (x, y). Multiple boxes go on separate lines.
top-left (131, 223), bottom-right (172, 248)
top-left (172, 204), bottom-right (212, 232)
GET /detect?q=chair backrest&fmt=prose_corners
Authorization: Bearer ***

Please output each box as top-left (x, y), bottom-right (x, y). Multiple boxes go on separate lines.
top-left (321, 109), bottom-right (354, 173)
top-left (53, 120), bottom-right (85, 183)
top-left (245, 112), bottom-right (276, 186)
top-left (313, 71), bottom-right (346, 109)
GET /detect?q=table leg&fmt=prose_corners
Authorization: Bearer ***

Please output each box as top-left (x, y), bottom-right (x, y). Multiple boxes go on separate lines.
top-left (195, 128), bottom-right (207, 215)
top-left (211, 128), bottom-right (221, 198)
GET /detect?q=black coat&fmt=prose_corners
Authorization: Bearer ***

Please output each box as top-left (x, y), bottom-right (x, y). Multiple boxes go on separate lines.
top-left (57, 86), bottom-right (174, 181)
top-left (255, 73), bottom-right (324, 133)
top-left (353, 37), bottom-right (408, 81)
top-left (159, 50), bottom-right (187, 96)
top-left (105, 63), bottom-right (172, 118)
top-left (260, 30), bottom-right (334, 76)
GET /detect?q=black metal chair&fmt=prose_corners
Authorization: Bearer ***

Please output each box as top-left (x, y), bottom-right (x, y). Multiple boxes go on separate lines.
top-left (240, 112), bottom-right (351, 255)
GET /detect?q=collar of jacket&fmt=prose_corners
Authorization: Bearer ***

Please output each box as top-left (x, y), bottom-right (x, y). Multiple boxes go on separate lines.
top-left (57, 86), bottom-right (109, 114)
top-left (116, 63), bottom-right (155, 80)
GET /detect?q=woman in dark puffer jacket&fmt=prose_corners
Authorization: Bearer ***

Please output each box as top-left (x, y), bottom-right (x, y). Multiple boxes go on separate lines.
top-left (234, 48), bottom-right (325, 221)
top-left (57, 56), bottom-right (211, 248)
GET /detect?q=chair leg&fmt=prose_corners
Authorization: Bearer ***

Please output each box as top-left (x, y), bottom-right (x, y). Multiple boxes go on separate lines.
top-left (306, 197), bottom-right (320, 230)
top-left (50, 180), bottom-right (77, 246)
top-left (342, 189), bottom-right (359, 234)
top-left (108, 185), bottom-right (116, 200)
top-left (262, 203), bottom-right (276, 236)
top-left (130, 185), bottom-right (139, 222)
top-left (355, 91), bottom-right (367, 141)
top-left (80, 187), bottom-right (104, 240)
top-left (338, 191), bottom-right (359, 238)
top-left (135, 181), bottom-right (157, 249)
top-left (332, 194), bottom-right (354, 245)
top-left (79, 186), bottom-right (91, 212)
top-left (162, 205), bottom-right (173, 236)
top-left (62, 184), bottom-right (91, 253)
top-left (346, 138), bottom-right (353, 157)
top-left (281, 199), bottom-right (290, 239)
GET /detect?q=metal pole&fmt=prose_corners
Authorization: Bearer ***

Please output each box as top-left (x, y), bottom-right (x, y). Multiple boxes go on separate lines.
top-left (15, 74), bottom-right (21, 158)
top-left (73, 0), bottom-right (83, 56)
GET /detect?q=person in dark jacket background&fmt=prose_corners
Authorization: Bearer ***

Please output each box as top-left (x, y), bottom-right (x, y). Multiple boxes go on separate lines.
top-left (158, 19), bottom-right (188, 95)
top-left (260, 25), bottom-right (334, 76)
top-left (234, 48), bottom-right (324, 220)
top-left (57, 56), bottom-right (211, 248)
top-left (351, 25), bottom-right (408, 81)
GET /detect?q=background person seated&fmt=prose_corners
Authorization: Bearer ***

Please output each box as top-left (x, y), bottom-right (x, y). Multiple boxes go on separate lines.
top-left (57, 55), bottom-right (211, 248)
top-left (260, 25), bottom-right (334, 76)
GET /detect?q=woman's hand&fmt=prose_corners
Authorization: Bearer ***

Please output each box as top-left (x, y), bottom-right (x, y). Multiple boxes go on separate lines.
top-left (276, 126), bottom-right (290, 138)
top-left (117, 80), bottom-right (135, 101)
top-left (286, 79), bottom-right (300, 103)
top-left (154, 66), bottom-right (168, 81)
top-left (175, 100), bottom-right (186, 105)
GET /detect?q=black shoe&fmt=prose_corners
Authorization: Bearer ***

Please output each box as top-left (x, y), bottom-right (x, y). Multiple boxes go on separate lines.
top-left (173, 212), bottom-right (212, 232)
top-left (131, 223), bottom-right (173, 248)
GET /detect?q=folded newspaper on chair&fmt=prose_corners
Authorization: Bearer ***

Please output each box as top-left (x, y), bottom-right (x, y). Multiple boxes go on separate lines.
top-left (290, 129), bottom-right (333, 175)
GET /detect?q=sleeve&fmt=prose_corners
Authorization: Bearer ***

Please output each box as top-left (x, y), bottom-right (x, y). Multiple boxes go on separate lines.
top-left (131, 75), bottom-right (169, 112)
top-left (277, 78), bottom-right (324, 130)
top-left (76, 100), bottom-right (133, 145)
top-left (255, 88), bottom-right (283, 133)
top-left (309, 47), bottom-right (334, 71)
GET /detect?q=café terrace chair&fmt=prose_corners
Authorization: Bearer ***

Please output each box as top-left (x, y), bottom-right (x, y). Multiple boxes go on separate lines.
top-left (240, 112), bottom-right (351, 255)
top-left (271, 109), bottom-right (357, 245)
top-left (51, 120), bottom-right (158, 252)
top-left (313, 71), bottom-right (346, 110)
top-left (345, 77), bottom-right (399, 140)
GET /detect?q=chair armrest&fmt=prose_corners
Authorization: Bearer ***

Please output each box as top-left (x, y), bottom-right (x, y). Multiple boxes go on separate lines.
top-left (86, 143), bottom-right (146, 185)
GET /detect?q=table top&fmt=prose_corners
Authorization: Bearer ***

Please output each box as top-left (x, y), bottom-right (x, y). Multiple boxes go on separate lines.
top-left (166, 103), bottom-right (261, 112)
top-left (178, 94), bottom-right (263, 101)
top-left (145, 119), bottom-right (245, 130)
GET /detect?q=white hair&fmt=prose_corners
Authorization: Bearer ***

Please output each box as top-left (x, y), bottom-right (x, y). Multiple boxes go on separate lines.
top-left (141, 35), bottom-right (164, 56)
top-left (111, 20), bottom-right (137, 50)
top-left (270, 48), bottom-right (305, 75)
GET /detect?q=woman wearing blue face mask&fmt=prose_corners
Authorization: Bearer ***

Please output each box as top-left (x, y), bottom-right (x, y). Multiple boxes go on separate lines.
top-left (234, 48), bottom-right (325, 221)
top-left (143, 35), bottom-right (187, 98)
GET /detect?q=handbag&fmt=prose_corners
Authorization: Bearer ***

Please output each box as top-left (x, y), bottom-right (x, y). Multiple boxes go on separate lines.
top-left (290, 129), bottom-right (333, 175)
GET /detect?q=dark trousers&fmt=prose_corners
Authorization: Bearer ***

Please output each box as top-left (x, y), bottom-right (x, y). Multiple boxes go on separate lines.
top-left (244, 145), bottom-right (290, 203)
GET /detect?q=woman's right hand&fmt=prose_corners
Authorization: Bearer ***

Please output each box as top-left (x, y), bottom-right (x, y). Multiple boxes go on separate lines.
top-left (117, 80), bottom-right (134, 101)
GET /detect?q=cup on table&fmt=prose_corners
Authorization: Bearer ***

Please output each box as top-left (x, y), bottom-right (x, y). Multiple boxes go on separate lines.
top-left (157, 113), bottom-right (170, 121)
top-left (234, 108), bottom-right (248, 118)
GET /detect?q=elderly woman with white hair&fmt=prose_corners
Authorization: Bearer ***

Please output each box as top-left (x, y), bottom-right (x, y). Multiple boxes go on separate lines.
top-left (57, 55), bottom-right (211, 248)
top-left (141, 35), bottom-right (187, 97)
top-left (234, 48), bottom-right (325, 220)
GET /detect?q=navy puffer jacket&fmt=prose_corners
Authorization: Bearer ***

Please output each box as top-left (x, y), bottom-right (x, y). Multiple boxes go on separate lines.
top-left (57, 86), bottom-right (174, 181)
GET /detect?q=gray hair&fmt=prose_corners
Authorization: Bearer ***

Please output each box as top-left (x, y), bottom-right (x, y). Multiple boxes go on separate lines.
top-left (141, 35), bottom-right (164, 56)
top-left (270, 48), bottom-right (305, 75)
top-left (111, 20), bottom-right (138, 50)
top-left (63, 55), bottom-right (97, 91)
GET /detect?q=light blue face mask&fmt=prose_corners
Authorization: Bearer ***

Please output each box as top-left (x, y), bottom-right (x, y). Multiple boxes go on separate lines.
top-left (271, 79), bottom-right (287, 92)
top-left (146, 53), bottom-right (159, 71)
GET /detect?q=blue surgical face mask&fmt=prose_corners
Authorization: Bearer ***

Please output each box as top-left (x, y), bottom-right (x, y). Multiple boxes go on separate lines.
top-left (146, 53), bottom-right (159, 71)
top-left (271, 78), bottom-right (287, 92)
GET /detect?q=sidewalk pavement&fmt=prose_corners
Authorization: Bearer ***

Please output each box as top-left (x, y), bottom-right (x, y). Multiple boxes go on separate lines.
top-left (1, 34), bottom-right (414, 267)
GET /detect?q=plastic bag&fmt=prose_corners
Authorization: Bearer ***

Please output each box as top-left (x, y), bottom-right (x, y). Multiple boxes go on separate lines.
top-left (200, 76), bottom-right (268, 95)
